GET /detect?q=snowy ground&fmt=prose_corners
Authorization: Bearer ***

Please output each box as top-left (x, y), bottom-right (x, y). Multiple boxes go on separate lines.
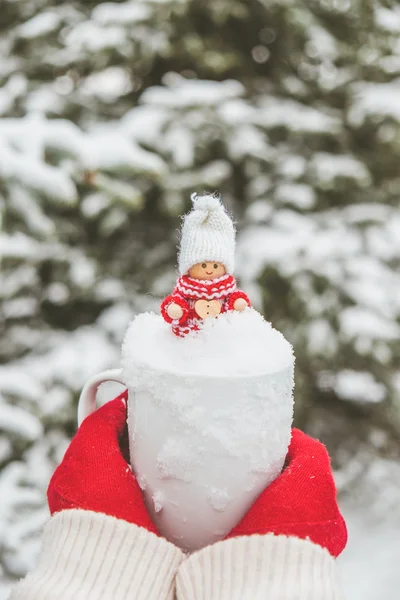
top-left (339, 505), bottom-right (400, 600)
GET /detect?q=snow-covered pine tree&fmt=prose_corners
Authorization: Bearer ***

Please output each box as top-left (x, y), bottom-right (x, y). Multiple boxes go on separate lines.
top-left (1, 0), bottom-right (400, 590)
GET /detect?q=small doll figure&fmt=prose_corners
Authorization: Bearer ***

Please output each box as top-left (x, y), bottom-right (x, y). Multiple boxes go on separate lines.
top-left (161, 193), bottom-right (251, 337)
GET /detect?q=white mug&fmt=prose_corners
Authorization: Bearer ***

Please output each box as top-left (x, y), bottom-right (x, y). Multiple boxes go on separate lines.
top-left (78, 361), bottom-right (294, 552)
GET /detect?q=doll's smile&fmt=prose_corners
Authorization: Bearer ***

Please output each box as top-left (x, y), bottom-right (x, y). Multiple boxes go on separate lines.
top-left (188, 261), bottom-right (227, 280)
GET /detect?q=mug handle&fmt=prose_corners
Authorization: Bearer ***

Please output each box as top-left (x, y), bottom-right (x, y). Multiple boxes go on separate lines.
top-left (77, 368), bottom-right (125, 426)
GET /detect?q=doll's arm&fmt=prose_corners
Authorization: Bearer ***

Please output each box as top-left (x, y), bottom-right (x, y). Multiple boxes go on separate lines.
top-left (161, 292), bottom-right (190, 325)
top-left (226, 290), bottom-right (251, 312)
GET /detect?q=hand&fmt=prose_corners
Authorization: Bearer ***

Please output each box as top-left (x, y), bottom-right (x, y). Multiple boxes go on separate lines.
top-left (167, 302), bottom-right (184, 320)
top-left (47, 392), bottom-right (158, 534)
top-left (233, 297), bottom-right (247, 312)
top-left (227, 428), bottom-right (347, 557)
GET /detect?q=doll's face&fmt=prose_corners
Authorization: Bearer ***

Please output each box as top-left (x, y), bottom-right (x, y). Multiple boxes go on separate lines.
top-left (188, 261), bottom-right (226, 280)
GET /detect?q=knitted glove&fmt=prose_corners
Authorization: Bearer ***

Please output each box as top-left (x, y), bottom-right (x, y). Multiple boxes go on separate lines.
top-left (47, 390), bottom-right (158, 534)
top-left (227, 428), bottom-right (347, 557)
top-left (161, 293), bottom-right (190, 325)
top-left (225, 290), bottom-right (251, 312)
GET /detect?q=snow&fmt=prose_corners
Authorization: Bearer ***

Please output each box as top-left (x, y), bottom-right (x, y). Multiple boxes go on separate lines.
top-left (0, 117), bottom-right (82, 160)
top-left (0, 233), bottom-right (42, 260)
top-left (46, 282), bottom-right (69, 304)
top-left (95, 279), bottom-right (127, 303)
top-left (0, 326), bottom-right (119, 418)
top-left (0, 0), bottom-right (399, 592)
top-left (122, 309), bottom-right (294, 377)
top-left (333, 371), bottom-right (386, 404)
top-left (157, 438), bottom-right (194, 482)
top-left (9, 185), bottom-right (55, 237)
top-left (123, 310), bottom-right (294, 550)
top-left (80, 67), bottom-right (132, 102)
top-left (0, 309), bottom-right (123, 588)
top-left (41, 386), bottom-right (71, 418)
top-left (343, 203), bottom-right (391, 224)
top-left (0, 263), bottom-right (37, 298)
top-left (81, 193), bottom-right (111, 218)
top-left (0, 405), bottom-right (43, 441)
top-left (228, 124), bottom-right (272, 161)
top-left (137, 474), bottom-right (147, 491)
top-left (207, 487), bottom-right (231, 512)
top-left (82, 129), bottom-right (167, 175)
top-left (17, 12), bottom-right (61, 39)
top-left (277, 155), bottom-right (307, 180)
top-left (237, 227), bottom-right (298, 281)
top-left (338, 452), bottom-right (400, 600)
top-left (349, 80), bottom-right (400, 125)
top-left (307, 319), bottom-right (336, 356)
top-left (65, 22), bottom-right (127, 53)
top-left (26, 329), bottom-right (119, 393)
top-left (345, 276), bottom-right (398, 321)
top-left (237, 212), bottom-right (384, 289)
top-left (162, 126), bottom-right (195, 168)
top-left (25, 86), bottom-right (66, 114)
top-left (217, 99), bottom-right (257, 125)
top-left (380, 55), bottom-right (400, 75)
top-left (152, 490), bottom-right (165, 513)
top-left (0, 113), bottom-right (168, 182)
top-left (93, 2), bottom-right (152, 25)
top-left (368, 218), bottom-right (400, 262)
top-left (339, 505), bottom-right (400, 600)
top-left (142, 77), bottom-right (245, 108)
top-left (0, 75), bottom-right (26, 116)
top-left (275, 183), bottom-right (316, 209)
top-left (2, 296), bottom-right (37, 320)
top-left (272, 209), bottom-right (315, 233)
top-left (237, 218), bottom-right (345, 281)
top-left (375, 7), bottom-right (400, 33)
top-left (69, 256), bottom-right (96, 289)
top-left (121, 105), bottom-right (169, 145)
top-left (246, 199), bottom-right (273, 223)
top-left (0, 460), bottom-right (50, 583)
top-left (0, 438), bottom-right (12, 463)
top-left (257, 98), bottom-right (341, 133)
top-left (340, 307), bottom-right (400, 341)
top-left (310, 153), bottom-right (371, 187)
top-left (0, 140), bottom-right (77, 205)
top-left (307, 25), bottom-right (338, 61)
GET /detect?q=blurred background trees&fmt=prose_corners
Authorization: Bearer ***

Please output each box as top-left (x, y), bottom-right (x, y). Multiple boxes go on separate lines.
top-left (0, 0), bottom-right (400, 597)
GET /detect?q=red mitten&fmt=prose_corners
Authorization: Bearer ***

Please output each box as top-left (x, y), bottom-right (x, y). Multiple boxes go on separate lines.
top-left (225, 289), bottom-right (251, 311)
top-left (227, 428), bottom-right (347, 557)
top-left (47, 391), bottom-right (158, 535)
top-left (161, 293), bottom-right (190, 325)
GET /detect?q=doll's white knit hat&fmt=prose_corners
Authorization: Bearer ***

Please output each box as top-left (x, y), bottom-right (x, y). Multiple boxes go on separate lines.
top-left (178, 192), bottom-right (236, 275)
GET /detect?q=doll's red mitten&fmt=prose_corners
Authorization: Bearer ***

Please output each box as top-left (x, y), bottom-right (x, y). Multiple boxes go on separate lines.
top-left (47, 391), bottom-right (158, 535)
top-left (227, 428), bottom-right (347, 557)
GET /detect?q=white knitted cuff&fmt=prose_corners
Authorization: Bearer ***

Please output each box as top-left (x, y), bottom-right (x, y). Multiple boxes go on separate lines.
top-left (176, 534), bottom-right (344, 600)
top-left (10, 510), bottom-right (183, 600)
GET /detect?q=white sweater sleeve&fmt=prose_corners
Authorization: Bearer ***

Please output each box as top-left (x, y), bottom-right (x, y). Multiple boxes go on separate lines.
top-left (9, 509), bottom-right (183, 600)
top-left (176, 534), bottom-right (344, 600)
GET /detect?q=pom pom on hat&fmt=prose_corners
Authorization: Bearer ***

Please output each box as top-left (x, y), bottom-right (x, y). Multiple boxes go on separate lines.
top-left (178, 192), bottom-right (236, 275)
top-left (192, 193), bottom-right (221, 213)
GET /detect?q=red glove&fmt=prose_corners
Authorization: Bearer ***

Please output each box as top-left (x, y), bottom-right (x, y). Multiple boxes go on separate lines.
top-left (48, 396), bottom-right (346, 558)
top-left (227, 428), bottom-right (347, 557)
top-left (47, 391), bottom-right (158, 535)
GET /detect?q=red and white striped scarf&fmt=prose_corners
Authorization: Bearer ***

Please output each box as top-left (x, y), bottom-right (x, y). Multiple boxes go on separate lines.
top-left (176, 274), bottom-right (237, 299)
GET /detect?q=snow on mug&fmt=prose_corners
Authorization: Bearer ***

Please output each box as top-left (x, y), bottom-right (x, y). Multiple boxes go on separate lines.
top-left (77, 310), bottom-right (294, 552)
